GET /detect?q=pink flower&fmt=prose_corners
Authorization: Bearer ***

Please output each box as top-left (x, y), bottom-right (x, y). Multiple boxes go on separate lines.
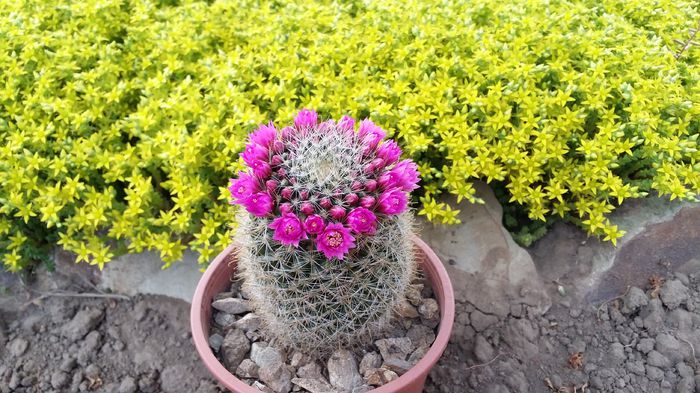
top-left (250, 123), bottom-right (276, 147)
top-left (346, 208), bottom-right (377, 234)
top-left (294, 109), bottom-right (318, 129)
top-left (242, 192), bottom-right (274, 217)
top-left (377, 188), bottom-right (408, 215)
top-left (358, 119), bottom-right (386, 152)
top-left (272, 140), bottom-right (285, 154)
top-left (228, 172), bottom-right (258, 203)
top-left (376, 140), bottom-right (401, 165)
top-left (250, 159), bottom-right (272, 179)
top-left (378, 169), bottom-right (402, 190)
top-left (241, 142), bottom-right (268, 166)
top-left (269, 213), bottom-right (307, 246)
top-left (304, 215), bottom-right (326, 235)
top-left (281, 126), bottom-right (295, 141)
top-left (394, 160), bottom-right (420, 191)
top-left (338, 115), bottom-right (355, 131)
top-left (316, 223), bottom-right (355, 260)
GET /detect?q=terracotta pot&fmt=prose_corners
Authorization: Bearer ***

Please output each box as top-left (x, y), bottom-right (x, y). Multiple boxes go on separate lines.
top-left (191, 236), bottom-right (455, 393)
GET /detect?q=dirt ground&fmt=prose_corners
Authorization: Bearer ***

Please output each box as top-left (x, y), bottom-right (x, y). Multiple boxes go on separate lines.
top-left (2, 257), bottom-right (700, 393)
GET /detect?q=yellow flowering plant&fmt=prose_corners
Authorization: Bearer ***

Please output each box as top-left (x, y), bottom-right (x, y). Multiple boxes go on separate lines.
top-left (1, 0), bottom-right (699, 271)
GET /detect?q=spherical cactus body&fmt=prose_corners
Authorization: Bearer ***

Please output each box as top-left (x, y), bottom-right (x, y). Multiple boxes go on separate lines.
top-left (229, 110), bottom-right (420, 353)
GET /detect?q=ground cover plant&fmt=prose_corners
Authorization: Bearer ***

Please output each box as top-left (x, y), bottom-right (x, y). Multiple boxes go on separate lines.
top-left (0, 0), bottom-right (699, 271)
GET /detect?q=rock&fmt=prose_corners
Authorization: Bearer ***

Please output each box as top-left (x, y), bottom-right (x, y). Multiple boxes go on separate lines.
top-left (655, 333), bottom-right (684, 362)
top-left (252, 381), bottom-right (275, 393)
top-left (470, 310), bottom-right (499, 332)
top-left (234, 313), bottom-right (262, 332)
top-left (214, 312), bottom-right (236, 328)
top-left (408, 345), bottom-right (429, 364)
top-left (208, 333), bottom-right (224, 352)
top-left (640, 299), bottom-right (665, 335)
top-left (420, 184), bottom-right (550, 318)
top-left (396, 300), bottom-right (419, 318)
top-left (375, 337), bottom-right (414, 361)
top-left (637, 338), bottom-right (655, 354)
top-left (473, 334), bottom-right (495, 363)
top-left (212, 298), bottom-right (251, 314)
top-left (118, 376), bottom-right (137, 393)
top-left (61, 308), bottom-right (104, 342)
top-left (327, 349), bottom-right (362, 391)
top-left (253, 345), bottom-right (292, 393)
top-left (645, 365), bottom-right (664, 381)
top-left (221, 329), bottom-right (250, 370)
top-left (608, 342), bottom-right (626, 366)
top-left (297, 362), bottom-right (324, 380)
top-left (382, 357), bottom-right (413, 375)
top-left (418, 299), bottom-right (439, 320)
top-left (405, 284), bottom-right (424, 306)
top-left (660, 280), bottom-right (689, 310)
top-left (236, 359), bottom-right (259, 379)
top-left (59, 356), bottom-right (77, 372)
top-left (289, 351), bottom-right (310, 368)
top-left (364, 368), bottom-right (398, 386)
top-left (50, 371), bottom-right (69, 389)
top-left (196, 380), bottom-right (220, 393)
top-left (352, 385), bottom-right (373, 393)
top-left (622, 287), bottom-right (648, 313)
top-left (291, 378), bottom-right (340, 393)
top-left (359, 352), bottom-right (382, 376)
top-left (8, 338), bottom-right (28, 357)
top-left (647, 350), bottom-right (671, 368)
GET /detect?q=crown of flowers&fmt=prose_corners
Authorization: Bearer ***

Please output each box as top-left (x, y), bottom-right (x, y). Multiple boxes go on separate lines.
top-left (229, 109), bottom-right (419, 260)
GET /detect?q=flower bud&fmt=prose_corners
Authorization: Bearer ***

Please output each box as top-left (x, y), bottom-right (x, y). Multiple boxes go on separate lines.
top-left (271, 155), bottom-right (284, 166)
top-left (279, 203), bottom-right (293, 214)
top-left (364, 180), bottom-right (378, 192)
top-left (329, 206), bottom-right (346, 220)
top-left (265, 180), bottom-right (279, 194)
top-left (272, 140), bottom-right (285, 154)
top-left (351, 181), bottom-right (363, 192)
top-left (344, 193), bottom-right (359, 205)
top-left (300, 202), bottom-right (315, 215)
top-left (320, 198), bottom-right (333, 209)
top-left (281, 187), bottom-right (293, 200)
top-left (360, 196), bottom-right (376, 208)
top-left (300, 189), bottom-right (309, 200)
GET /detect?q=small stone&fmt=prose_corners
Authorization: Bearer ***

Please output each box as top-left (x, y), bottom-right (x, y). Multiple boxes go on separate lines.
top-left (655, 333), bottom-right (685, 362)
top-left (647, 350), bottom-right (671, 368)
top-left (645, 365), bottom-right (664, 381)
top-left (214, 291), bottom-right (234, 300)
top-left (85, 364), bottom-right (101, 379)
top-left (214, 312), bottom-right (236, 328)
top-left (364, 368), bottom-right (398, 386)
top-left (359, 352), bottom-right (382, 376)
top-left (405, 284), bottom-right (424, 306)
top-left (289, 351), bottom-right (310, 368)
top-left (470, 310), bottom-right (498, 332)
top-left (61, 308), bottom-right (104, 342)
top-left (291, 378), bottom-right (340, 393)
top-left (234, 313), bottom-right (262, 332)
top-left (636, 338), bottom-right (655, 354)
top-left (235, 359), bottom-right (259, 379)
top-left (50, 371), bottom-right (69, 389)
top-left (352, 385), bottom-right (373, 393)
top-left (252, 381), bottom-right (275, 393)
top-left (253, 345), bottom-right (292, 393)
top-left (473, 334), bottom-right (495, 363)
top-left (212, 298), bottom-right (251, 314)
top-left (221, 328), bottom-right (250, 370)
top-left (660, 280), bottom-right (689, 310)
top-left (296, 362), bottom-right (324, 380)
top-left (118, 376), bottom-right (137, 393)
top-left (406, 325), bottom-right (435, 349)
top-left (418, 299), bottom-right (439, 320)
top-left (60, 356), bottom-right (77, 372)
top-left (8, 338), bottom-right (28, 357)
top-left (396, 300), bottom-right (419, 318)
top-left (208, 333), bottom-right (224, 352)
top-left (408, 345), bottom-right (429, 364)
top-left (327, 349), bottom-right (362, 391)
top-left (622, 287), bottom-right (648, 313)
top-left (375, 337), bottom-right (414, 361)
top-left (382, 357), bottom-right (413, 376)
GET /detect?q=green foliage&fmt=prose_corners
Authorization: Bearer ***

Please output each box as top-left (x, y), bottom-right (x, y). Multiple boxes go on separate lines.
top-left (1, 0), bottom-right (699, 270)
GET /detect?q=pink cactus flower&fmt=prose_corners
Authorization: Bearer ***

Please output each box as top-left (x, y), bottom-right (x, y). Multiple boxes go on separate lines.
top-left (316, 223), bottom-right (355, 260)
top-left (376, 140), bottom-right (401, 165)
top-left (346, 207), bottom-right (377, 234)
top-left (250, 122), bottom-right (277, 147)
top-left (338, 115), bottom-right (355, 131)
top-left (358, 119), bottom-right (386, 152)
top-left (269, 213), bottom-right (307, 246)
top-left (250, 159), bottom-right (272, 179)
top-left (242, 192), bottom-right (274, 217)
top-left (294, 109), bottom-right (318, 129)
top-left (241, 142), bottom-right (268, 166)
top-left (228, 172), bottom-right (258, 203)
top-left (303, 215), bottom-right (326, 235)
top-left (394, 159), bottom-right (420, 191)
top-left (377, 188), bottom-right (408, 215)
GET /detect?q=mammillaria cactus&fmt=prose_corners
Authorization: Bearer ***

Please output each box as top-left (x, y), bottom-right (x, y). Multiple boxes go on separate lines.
top-left (229, 109), bottom-right (420, 353)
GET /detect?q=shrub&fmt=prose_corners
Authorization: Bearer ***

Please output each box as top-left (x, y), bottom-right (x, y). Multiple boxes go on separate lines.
top-left (1, 0), bottom-right (699, 271)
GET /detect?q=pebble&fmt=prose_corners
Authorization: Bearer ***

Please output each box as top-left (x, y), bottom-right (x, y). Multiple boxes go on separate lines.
top-left (375, 337), bottom-right (414, 361)
top-left (221, 328), bottom-right (250, 370)
top-left (234, 313), bottom-right (262, 332)
top-left (50, 371), bottom-right (69, 389)
top-left (359, 352), bottom-right (382, 376)
top-left (208, 333), bottom-right (224, 352)
top-left (622, 287), bottom-right (648, 313)
top-left (236, 359), bottom-right (259, 379)
top-left (253, 345), bottom-right (292, 393)
top-left (659, 280), bottom-right (689, 310)
top-left (8, 338), bottom-right (28, 357)
top-left (118, 376), bottom-right (137, 393)
top-left (327, 349), bottom-right (363, 391)
top-left (418, 298), bottom-right (439, 320)
top-left (213, 312), bottom-right (236, 328)
top-left (212, 298), bottom-right (251, 315)
top-left (364, 368), bottom-right (398, 386)
top-left (61, 308), bottom-right (104, 342)
top-left (291, 378), bottom-right (340, 393)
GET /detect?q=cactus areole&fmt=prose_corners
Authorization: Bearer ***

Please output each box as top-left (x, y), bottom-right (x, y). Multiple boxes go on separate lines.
top-left (229, 109), bottom-right (421, 353)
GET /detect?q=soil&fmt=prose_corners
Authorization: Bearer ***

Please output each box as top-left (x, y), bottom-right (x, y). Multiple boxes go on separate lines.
top-left (0, 268), bottom-right (222, 393)
top-left (426, 272), bottom-right (700, 393)
top-left (3, 261), bottom-right (700, 393)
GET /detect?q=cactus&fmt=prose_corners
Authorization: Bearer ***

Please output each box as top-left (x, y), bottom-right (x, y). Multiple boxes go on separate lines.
top-left (229, 109), bottom-right (420, 353)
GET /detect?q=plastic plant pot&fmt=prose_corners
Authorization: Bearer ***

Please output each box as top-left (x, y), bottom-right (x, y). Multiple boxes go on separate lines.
top-left (191, 236), bottom-right (455, 393)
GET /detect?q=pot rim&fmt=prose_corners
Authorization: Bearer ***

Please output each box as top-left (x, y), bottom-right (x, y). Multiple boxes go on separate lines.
top-left (190, 235), bottom-right (455, 393)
